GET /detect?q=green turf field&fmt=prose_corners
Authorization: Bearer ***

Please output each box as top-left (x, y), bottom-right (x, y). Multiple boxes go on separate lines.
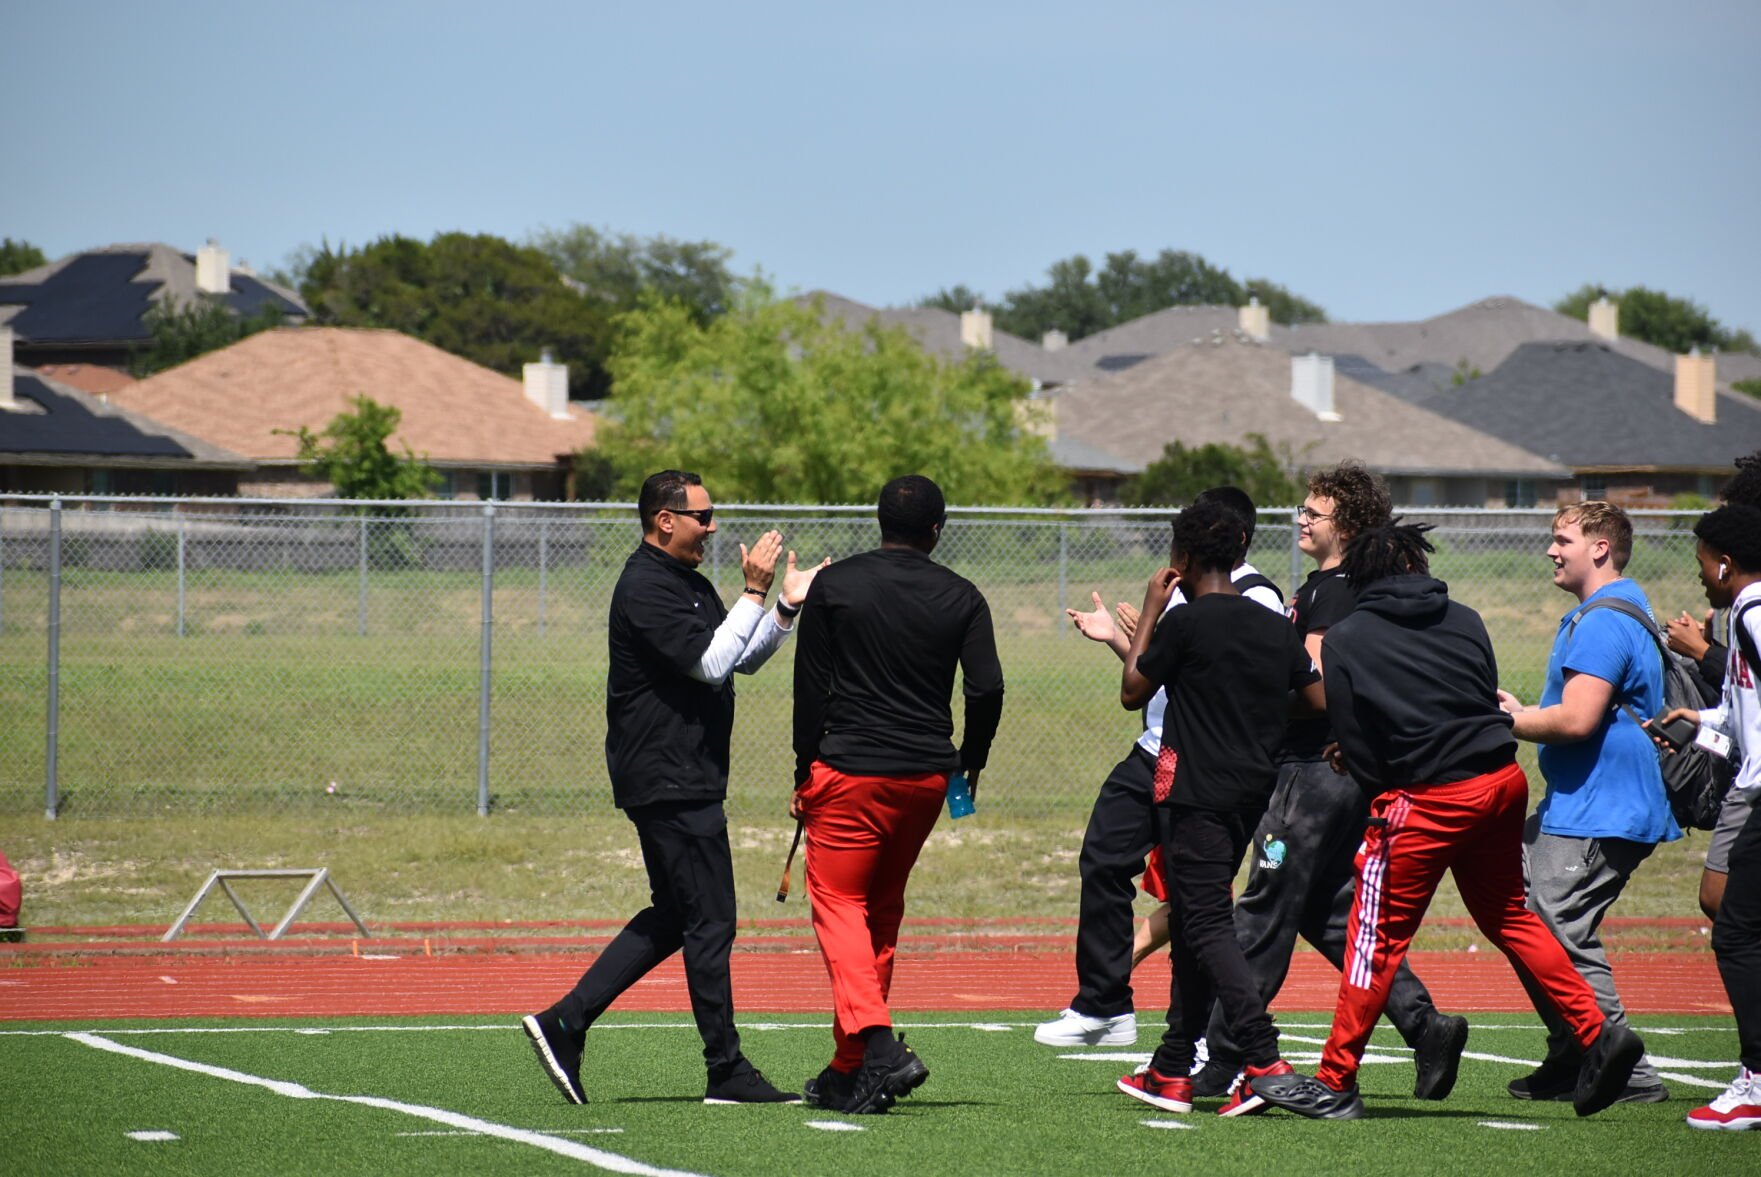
top-left (1, 1012), bottom-right (1749, 1176)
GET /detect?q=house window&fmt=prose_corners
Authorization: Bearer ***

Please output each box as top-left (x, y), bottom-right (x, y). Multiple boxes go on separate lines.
top-left (1580, 476), bottom-right (1607, 502)
top-left (89, 469), bottom-right (113, 495)
top-left (1505, 479), bottom-right (1537, 508)
top-left (477, 471), bottom-right (513, 501)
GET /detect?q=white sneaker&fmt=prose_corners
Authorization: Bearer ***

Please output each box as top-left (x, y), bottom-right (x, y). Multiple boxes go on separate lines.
top-left (1190, 1036), bottom-right (1210, 1076)
top-left (1687, 1068), bottom-right (1761, 1131)
top-left (1034, 1008), bottom-right (1137, 1046)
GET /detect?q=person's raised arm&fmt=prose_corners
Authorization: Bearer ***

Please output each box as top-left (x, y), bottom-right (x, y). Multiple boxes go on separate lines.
top-left (689, 530), bottom-right (781, 684)
top-left (1121, 568), bottom-right (1179, 709)
top-left (1067, 591), bottom-right (1130, 659)
top-left (733, 550), bottom-right (830, 675)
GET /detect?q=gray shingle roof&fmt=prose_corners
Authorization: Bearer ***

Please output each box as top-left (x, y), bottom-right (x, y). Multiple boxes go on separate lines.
top-left (1049, 335), bottom-right (1568, 479)
top-left (802, 291), bottom-right (1092, 387)
top-left (1056, 305), bottom-right (1243, 372)
top-left (1413, 341), bottom-right (1761, 471)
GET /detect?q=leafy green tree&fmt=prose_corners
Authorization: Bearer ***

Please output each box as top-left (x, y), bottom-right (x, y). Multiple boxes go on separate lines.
top-left (278, 394), bottom-right (440, 502)
top-left (935, 249), bottom-right (1328, 343)
top-left (1120, 434), bottom-right (1306, 508)
top-left (0, 237), bottom-right (47, 277)
top-left (1555, 284), bottom-right (1758, 354)
top-left (529, 224), bottom-right (740, 324)
top-left (131, 298), bottom-right (288, 377)
top-left (591, 286), bottom-right (1061, 504)
top-left (1735, 378), bottom-right (1761, 400)
top-left (300, 233), bottom-right (616, 397)
top-left (916, 284), bottom-right (987, 314)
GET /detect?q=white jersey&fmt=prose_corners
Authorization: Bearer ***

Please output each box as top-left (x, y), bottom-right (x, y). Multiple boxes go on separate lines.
top-left (1700, 581), bottom-right (1761, 794)
top-left (1136, 561), bottom-right (1287, 757)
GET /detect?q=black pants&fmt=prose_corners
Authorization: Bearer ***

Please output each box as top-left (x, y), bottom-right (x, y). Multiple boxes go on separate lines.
top-left (553, 798), bottom-right (743, 1076)
top-left (1204, 759), bottom-right (1441, 1062)
top-left (1152, 805), bottom-right (1277, 1075)
top-left (1070, 747), bottom-right (1158, 1017)
top-left (1714, 798), bottom-right (1761, 1070)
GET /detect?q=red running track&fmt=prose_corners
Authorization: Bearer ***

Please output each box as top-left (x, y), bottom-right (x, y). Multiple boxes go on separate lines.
top-left (0, 949), bottom-right (1730, 1022)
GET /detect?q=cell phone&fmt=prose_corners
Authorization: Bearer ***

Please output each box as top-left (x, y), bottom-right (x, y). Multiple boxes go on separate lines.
top-left (1651, 711), bottom-right (1698, 752)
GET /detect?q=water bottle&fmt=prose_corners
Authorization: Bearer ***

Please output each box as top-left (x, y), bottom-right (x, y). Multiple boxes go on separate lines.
top-left (946, 771), bottom-right (975, 820)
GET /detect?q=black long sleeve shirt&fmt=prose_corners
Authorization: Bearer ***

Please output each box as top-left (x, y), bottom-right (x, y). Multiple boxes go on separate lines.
top-left (792, 546), bottom-right (1004, 784)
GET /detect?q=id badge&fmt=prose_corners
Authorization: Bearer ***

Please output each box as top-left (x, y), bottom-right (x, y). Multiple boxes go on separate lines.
top-left (1695, 726), bottom-right (1734, 760)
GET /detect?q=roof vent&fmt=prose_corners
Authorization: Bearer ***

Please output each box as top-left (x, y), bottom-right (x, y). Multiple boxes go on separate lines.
top-left (1674, 347), bottom-right (1716, 424)
top-left (195, 239), bottom-right (230, 295)
top-left (523, 349), bottom-right (572, 419)
top-left (1042, 328), bottom-right (1067, 352)
top-left (1588, 296), bottom-right (1619, 341)
top-left (1291, 352), bottom-right (1341, 422)
top-left (1238, 296), bottom-right (1270, 342)
top-left (960, 308), bottom-right (993, 351)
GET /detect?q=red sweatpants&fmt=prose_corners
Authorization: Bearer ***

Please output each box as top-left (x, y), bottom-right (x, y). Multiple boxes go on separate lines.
top-left (798, 760), bottom-right (947, 1072)
top-left (1317, 762), bottom-right (1606, 1090)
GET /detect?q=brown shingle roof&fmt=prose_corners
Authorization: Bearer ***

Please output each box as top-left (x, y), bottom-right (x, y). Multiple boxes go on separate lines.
top-left (108, 327), bottom-right (597, 467)
top-left (1050, 334), bottom-right (1568, 478)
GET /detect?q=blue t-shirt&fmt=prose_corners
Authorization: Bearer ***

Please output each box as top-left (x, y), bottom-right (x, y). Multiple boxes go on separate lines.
top-left (1535, 579), bottom-right (1681, 843)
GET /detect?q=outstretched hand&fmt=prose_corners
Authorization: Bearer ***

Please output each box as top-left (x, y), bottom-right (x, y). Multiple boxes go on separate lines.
top-left (741, 530), bottom-right (783, 593)
top-left (1066, 592), bottom-right (1117, 643)
top-left (1495, 688), bottom-right (1524, 716)
top-left (780, 551), bottom-right (831, 608)
top-left (1115, 601), bottom-right (1140, 642)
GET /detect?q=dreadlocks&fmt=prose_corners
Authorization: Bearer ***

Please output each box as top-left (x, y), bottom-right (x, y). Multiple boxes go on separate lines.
top-left (1342, 520), bottom-right (1437, 590)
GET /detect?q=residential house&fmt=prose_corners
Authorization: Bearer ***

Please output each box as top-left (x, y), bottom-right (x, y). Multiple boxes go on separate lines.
top-left (105, 327), bottom-right (599, 500)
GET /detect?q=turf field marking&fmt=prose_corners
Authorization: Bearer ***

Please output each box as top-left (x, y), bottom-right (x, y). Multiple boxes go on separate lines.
top-left (126, 1130), bottom-right (180, 1141)
top-left (1478, 1121), bottom-right (1543, 1131)
top-left (805, 1121), bottom-right (865, 1132)
top-left (397, 1129), bottom-right (626, 1137)
top-left (1058, 1051), bottom-right (1406, 1066)
top-left (1656, 1070), bottom-right (1732, 1090)
top-left (1139, 1119), bottom-right (1195, 1130)
top-left (65, 1033), bottom-right (712, 1177)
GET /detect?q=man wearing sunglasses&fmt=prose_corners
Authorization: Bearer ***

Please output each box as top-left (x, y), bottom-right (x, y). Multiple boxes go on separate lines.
top-left (523, 469), bottom-right (826, 1107)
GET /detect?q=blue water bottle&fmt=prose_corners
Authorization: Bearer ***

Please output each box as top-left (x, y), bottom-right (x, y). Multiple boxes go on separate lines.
top-left (946, 771), bottom-right (975, 820)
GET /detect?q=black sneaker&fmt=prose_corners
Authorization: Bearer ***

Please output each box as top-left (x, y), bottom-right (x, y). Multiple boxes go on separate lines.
top-left (1613, 1083), bottom-right (1668, 1104)
top-left (803, 1066), bottom-right (857, 1111)
top-left (1507, 1051), bottom-right (1581, 1101)
top-left (844, 1031), bottom-right (930, 1115)
top-left (1250, 1070), bottom-right (1367, 1120)
top-left (521, 1011), bottom-right (586, 1105)
top-left (1191, 1053), bottom-right (1245, 1099)
top-left (705, 1060), bottom-right (800, 1105)
top-left (1412, 1014), bottom-right (1469, 1101)
top-left (1575, 1021), bottom-right (1644, 1118)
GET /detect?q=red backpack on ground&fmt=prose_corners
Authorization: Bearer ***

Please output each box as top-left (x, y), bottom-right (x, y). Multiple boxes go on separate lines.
top-left (0, 850), bottom-right (20, 928)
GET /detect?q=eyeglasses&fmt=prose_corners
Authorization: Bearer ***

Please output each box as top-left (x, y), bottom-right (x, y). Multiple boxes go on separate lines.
top-left (1295, 505), bottom-right (1332, 522)
top-left (665, 507), bottom-right (714, 525)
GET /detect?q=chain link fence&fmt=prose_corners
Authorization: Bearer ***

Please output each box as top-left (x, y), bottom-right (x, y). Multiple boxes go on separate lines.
top-left (0, 496), bottom-right (1715, 821)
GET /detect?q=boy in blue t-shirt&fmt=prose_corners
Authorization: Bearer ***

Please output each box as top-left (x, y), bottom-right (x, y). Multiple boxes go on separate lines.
top-left (1499, 501), bottom-right (1677, 1102)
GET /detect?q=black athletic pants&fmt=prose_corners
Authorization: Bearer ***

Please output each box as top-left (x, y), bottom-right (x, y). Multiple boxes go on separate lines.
top-left (553, 798), bottom-right (743, 1076)
top-left (1715, 798), bottom-right (1761, 1070)
top-left (1152, 804), bottom-right (1278, 1076)
top-left (1203, 759), bottom-right (1442, 1063)
top-left (1070, 747), bottom-right (1158, 1018)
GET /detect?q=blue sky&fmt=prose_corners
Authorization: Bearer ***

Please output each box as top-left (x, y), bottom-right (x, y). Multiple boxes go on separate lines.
top-left (6, 1), bottom-right (1758, 334)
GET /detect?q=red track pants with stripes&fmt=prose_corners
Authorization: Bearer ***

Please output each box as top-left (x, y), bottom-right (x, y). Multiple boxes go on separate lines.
top-left (799, 760), bottom-right (948, 1072)
top-left (1316, 761), bottom-right (1606, 1091)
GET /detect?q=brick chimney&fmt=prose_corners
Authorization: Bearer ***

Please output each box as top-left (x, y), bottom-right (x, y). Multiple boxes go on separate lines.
top-left (1587, 296), bottom-right (1619, 341)
top-left (1238, 296), bottom-right (1270, 341)
top-left (1674, 347), bottom-right (1716, 424)
top-left (1291, 352), bottom-right (1341, 421)
top-left (960, 308), bottom-right (993, 351)
top-left (1041, 329), bottom-right (1067, 352)
top-left (195, 239), bottom-right (230, 295)
top-left (523, 349), bottom-right (571, 419)
top-left (0, 324), bottom-right (14, 410)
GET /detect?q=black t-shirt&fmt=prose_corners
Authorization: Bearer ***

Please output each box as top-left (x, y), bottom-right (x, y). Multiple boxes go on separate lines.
top-left (1136, 593), bottom-right (1320, 813)
top-left (1281, 566), bottom-right (1355, 761)
top-left (604, 543), bottom-right (733, 809)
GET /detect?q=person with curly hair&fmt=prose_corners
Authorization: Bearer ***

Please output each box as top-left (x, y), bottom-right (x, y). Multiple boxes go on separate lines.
top-left (1193, 462), bottom-right (1467, 1108)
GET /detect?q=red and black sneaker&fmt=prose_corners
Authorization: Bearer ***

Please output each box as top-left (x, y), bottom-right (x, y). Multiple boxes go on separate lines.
top-left (1217, 1059), bottom-right (1294, 1117)
top-left (1117, 1066), bottom-right (1193, 1113)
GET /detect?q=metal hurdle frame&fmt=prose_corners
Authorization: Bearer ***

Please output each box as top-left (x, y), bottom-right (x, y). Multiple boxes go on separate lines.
top-left (162, 868), bottom-right (370, 942)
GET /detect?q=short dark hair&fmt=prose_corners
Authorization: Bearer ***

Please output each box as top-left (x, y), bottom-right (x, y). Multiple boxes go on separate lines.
top-left (1695, 504), bottom-right (1761, 573)
top-left (638, 469), bottom-right (702, 532)
top-left (1307, 461), bottom-right (1391, 542)
top-left (1193, 485), bottom-right (1258, 546)
top-left (1342, 521), bottom-right (1436, 589)
top-left (1722, 451), bottom-right (1761, 510)
top-left (1173, 498), bottom-right (1248, 575)
top-left (878, 475), bottom-right (947, 546)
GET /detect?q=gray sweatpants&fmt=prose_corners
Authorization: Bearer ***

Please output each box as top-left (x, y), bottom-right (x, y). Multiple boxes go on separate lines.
top-left (1518, 814), bottom-right (1660, 1087)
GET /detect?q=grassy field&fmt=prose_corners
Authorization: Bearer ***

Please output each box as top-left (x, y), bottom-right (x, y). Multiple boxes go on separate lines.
top-left (0, 1012), bottom-right (1748, 1176)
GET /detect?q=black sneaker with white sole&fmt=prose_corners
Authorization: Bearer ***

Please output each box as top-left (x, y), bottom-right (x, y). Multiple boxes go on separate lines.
top-left (1250, 1070), bottom-right (1367, 1120)
top-left (845, 1032), bottom-right (929, 1115)
top-left (1191, 1053), bottom-right (1245, 1100)
top-left (521, 1010), bottom-right (586, 1105)
top-left (704, 1060), bottom-right (800, 1104)
top-left (1574, 1021), bottom-right (1644, 1117)
top-left (1412, 1013), bottom-right (1469, 1101)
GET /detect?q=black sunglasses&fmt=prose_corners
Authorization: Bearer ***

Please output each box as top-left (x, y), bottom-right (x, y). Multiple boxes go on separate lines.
top-left (665, 507), bottom-right (714, 525)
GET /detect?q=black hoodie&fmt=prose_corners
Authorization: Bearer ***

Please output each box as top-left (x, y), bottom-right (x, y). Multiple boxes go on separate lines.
top-left (1321, 574), bottom-right (1516, 795)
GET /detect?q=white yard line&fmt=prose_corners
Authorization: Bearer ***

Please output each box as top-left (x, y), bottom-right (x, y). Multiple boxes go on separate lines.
top-left (64, 1033), bottom-right (710, 1177)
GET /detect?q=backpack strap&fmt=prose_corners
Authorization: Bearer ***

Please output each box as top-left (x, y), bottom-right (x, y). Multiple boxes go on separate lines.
top-left (1565, 596), bottom-right (1667, 722)
top-left (1233, 572), bottom-right (1283, 605)
top-left (1732, 599), bottom-right (1761, 681)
